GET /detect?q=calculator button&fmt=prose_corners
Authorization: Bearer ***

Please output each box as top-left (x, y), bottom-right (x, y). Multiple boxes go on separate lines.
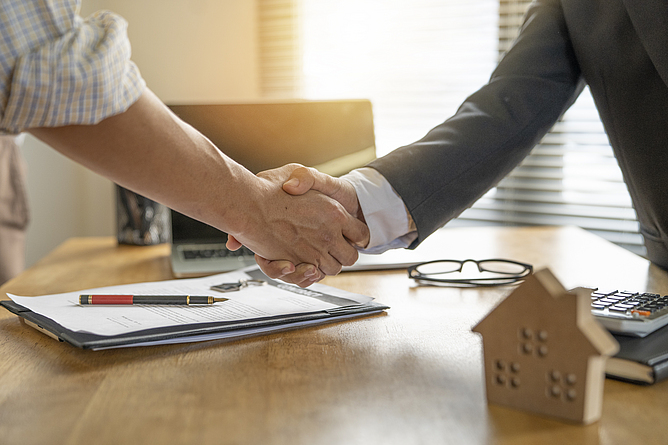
top-left (598, 298), bottom-right (618, 305)
top-left (632, 310), bottom-right (652, 317)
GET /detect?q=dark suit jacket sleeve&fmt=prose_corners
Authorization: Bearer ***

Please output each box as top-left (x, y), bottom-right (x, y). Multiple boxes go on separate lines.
top-left (368, 0), bottom-right (584, 249)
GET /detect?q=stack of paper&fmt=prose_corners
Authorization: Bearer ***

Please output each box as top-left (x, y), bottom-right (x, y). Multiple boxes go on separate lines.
top-left (1, 267), bottom-right (388, 350)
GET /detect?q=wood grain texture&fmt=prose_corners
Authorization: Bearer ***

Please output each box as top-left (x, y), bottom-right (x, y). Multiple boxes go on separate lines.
top-left (1, 226), bottom-right (667, 445)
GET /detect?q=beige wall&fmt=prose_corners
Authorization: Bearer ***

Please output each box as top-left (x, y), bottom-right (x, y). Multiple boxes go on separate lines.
top-left (22, 0), bottom-right (260, 268)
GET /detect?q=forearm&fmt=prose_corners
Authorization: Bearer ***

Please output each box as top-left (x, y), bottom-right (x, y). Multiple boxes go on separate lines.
top-left (28, 89), bottom-right (366, 272)
top-left (28, 88), bottom-right (257, 236)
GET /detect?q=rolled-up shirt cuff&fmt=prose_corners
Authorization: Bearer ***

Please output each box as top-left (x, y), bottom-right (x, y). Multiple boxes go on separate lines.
top-left (341, 167), bottom-right (417, 254)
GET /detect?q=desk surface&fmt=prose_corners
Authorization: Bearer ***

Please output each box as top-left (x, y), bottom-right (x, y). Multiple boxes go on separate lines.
top-left (1, 226), bottom-right (668, 445)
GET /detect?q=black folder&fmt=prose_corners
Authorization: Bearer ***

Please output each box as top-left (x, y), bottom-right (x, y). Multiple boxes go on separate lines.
top-left (0, 299), bottom-right (388, 350)
top-left (1, 268), bottom-right (388, 350)
top-left (606, 324), bottom-right (668, 385)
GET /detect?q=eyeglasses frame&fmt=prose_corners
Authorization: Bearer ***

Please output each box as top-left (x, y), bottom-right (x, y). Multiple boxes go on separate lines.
top-left (407, 258), bottom-right (533, 287)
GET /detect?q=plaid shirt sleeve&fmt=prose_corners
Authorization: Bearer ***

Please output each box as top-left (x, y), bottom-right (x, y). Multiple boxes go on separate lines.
top-left (0, 0), bottom-right (146, 134)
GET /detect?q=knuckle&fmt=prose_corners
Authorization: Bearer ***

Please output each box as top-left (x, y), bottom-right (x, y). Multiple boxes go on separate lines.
top-left (293, 165), bottom-right (310, 176)
top-left (280, 276), bottom-right (301, 285)
top-left (320, 232), bottom-right (335, 244)
top-left (321, 262), bottom-right (342, 276)
top-left (258, 260), bottom-right (288, 279)
top-left (343, 249), bottom-right (359, 266)
top-left (262, 268), bottom-right (282, 279)
top-left (328, 205), bottom-right (347, 224)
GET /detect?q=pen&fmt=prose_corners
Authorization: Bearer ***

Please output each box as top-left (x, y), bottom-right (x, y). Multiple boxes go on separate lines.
top-left (79, 295), bottom-right (229, 305)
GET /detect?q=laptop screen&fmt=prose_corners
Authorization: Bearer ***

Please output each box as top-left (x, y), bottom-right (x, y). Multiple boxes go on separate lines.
top-left (167, 100), bottom-right (376, 243)
top-left (170, 210), bottom-right (230, 244)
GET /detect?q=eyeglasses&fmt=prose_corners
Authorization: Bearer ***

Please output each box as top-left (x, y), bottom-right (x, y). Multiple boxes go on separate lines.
top-left (407, 258), bottom-right (533, 287)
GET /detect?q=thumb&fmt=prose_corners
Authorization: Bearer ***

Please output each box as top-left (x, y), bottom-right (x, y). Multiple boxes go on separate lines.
top-left (282, 166), bottom-right (317, 196)
top-left (283, 166), bottom-right (345, 199)
top-left (283, 166), bottom-right (361, 217)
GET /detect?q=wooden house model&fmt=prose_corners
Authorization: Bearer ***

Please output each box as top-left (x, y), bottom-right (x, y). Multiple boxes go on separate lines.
top-left (473, 268), bottom-right (619, 424)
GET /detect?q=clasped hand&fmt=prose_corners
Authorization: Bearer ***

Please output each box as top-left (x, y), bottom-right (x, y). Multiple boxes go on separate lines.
top-left (227, 164), bottom-right (366, 286)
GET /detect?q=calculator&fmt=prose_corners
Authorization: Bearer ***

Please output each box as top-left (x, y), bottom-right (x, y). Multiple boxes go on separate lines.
top-left (590, 289), bottom-right (668, 337)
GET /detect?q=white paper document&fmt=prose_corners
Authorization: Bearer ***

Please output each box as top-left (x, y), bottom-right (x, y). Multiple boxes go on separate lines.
top-left (7, 267), bottom-right (374, 337)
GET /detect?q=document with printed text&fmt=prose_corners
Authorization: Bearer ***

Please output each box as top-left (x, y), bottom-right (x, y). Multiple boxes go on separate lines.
top-left (2, 267), bottom-right (388, 349)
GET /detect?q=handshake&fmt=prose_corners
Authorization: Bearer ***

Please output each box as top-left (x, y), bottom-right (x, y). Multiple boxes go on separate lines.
top-left (227, 164), bottom-right (369, 288)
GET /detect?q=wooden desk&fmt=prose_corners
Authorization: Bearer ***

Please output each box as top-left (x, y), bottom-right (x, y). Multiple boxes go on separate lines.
top-left (1, 226), bottom-right (667, 445)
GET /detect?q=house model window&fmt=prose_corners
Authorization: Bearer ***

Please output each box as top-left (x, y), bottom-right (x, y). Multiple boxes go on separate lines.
top-left (473, 268), bottom-right (619, 424)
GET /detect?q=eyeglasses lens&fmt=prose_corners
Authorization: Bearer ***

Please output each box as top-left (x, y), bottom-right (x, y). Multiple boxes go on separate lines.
top-left (477, 260), bottom-right (528, 275)
top-left (415, 260), bottom-right (463, 275)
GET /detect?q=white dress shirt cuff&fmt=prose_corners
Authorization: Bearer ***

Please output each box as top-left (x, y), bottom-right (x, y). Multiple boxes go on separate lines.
top-left (341, 168), bottom-right (417, 254)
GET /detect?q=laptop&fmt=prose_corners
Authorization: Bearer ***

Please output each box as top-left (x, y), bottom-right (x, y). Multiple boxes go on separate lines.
top-left (168, 100), bottom-right (377, 277)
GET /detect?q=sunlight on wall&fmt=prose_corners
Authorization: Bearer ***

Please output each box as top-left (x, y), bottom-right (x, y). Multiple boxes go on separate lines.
top-left (299, 0), bottom-right (498, 156)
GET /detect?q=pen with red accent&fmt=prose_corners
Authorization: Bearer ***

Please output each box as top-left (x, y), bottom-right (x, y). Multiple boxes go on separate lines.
top-left (78, 295), bottom-right (229, 305)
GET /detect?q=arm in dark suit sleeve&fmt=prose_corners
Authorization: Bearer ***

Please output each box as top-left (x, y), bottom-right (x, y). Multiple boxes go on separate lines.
top-left (368, 0), bottom-right (585, 248)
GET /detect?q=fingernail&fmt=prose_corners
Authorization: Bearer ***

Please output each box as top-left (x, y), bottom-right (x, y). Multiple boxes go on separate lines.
top-left (282, 265), bottom-right (294, 275)
top-left (284, 178), bottom-right (300, 188)
top-left (304, 266), bottom-right (317, 278)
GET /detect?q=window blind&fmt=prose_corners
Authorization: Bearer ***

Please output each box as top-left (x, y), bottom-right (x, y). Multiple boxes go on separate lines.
top-left (257, 0), bottom-right (643, 256)
top-left (257, 0), bottom-right (301, 98)
top-left (453, 0), bottom-right (643, 255)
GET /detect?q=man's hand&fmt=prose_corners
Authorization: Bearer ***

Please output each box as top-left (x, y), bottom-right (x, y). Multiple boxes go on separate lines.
top-left (282, 166), bottom-right (364, 222)
top-left (228, 164), bottom-right (365, 287)
top-left (227, 164), bottom-right (368, 284)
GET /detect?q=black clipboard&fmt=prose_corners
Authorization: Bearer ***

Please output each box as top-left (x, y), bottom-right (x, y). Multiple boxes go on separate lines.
top-left (0, 299), bottom-right (389, 350)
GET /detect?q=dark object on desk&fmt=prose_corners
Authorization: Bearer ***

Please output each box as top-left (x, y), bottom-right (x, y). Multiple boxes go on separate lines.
top-left (210, 279), bottom-right (266, 292)
top-left (116, 185), bottom-right (169, 246)
top-left (590, 288), bottom-right (668, 338)
top-left (169, 209), bottom-right (256, 277)
top-left (408, 258), bottom-right (533, 287)
top-left (606, 324), bottom-right (668, 385)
